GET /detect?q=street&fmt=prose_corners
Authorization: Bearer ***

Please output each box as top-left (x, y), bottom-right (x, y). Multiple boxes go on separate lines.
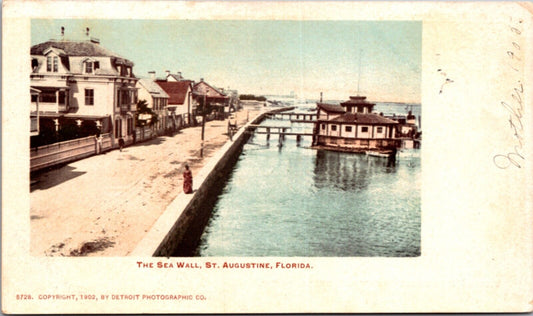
top-left (30, 105), bottom-right (262, 256)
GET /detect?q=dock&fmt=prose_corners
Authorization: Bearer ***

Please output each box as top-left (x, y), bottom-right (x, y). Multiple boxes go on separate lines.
top-left (245, 124), bottom-right (314, 145)
top-left (266, 112), bottom-right (317, 121)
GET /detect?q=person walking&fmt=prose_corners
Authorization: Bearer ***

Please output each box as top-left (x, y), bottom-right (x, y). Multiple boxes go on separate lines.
top-left (183, 164), bottom-right (193, 194)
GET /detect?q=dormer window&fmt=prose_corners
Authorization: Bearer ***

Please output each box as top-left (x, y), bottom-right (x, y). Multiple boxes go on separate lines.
top-left (86, 62), bottom-right (92, 73)
top-left (47, 56), bottom-right (59, 72)
top-left (85, 60), bottom-right (100, 74)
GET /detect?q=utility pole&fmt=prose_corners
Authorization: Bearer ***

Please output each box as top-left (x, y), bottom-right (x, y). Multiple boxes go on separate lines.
top-left (201, 89), bottom-right (208, 142)
top-left (200, 88), bottom-right (208, 157)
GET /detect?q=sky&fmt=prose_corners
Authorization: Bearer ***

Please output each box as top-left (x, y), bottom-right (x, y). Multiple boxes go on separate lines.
top-left (31, 19), bottom-right (421, 103)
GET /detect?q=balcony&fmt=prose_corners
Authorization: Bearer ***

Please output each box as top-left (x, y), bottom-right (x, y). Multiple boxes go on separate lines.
top-left (120, 103), bottom-right (137, 114)
top-left (31, 101), bottom-right (68, 113)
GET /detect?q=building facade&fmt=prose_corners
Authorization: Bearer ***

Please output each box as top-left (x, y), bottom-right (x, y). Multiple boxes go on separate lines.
top-left (137, 76), bottom-right (169, 135)
top-left (155, 76), bottom-right (195, 130)
top-left (193, 79), bottom-right (229, 120)
top-left (30, 38), bottom-right (138, 147)
top-left (313, 96), bottom-right (399, 152)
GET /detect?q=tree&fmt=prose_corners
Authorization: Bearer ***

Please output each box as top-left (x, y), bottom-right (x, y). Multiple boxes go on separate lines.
top-left (135, 99), bottom-right (158, 127)
top-left (239, 94), bottom-right (266, 101)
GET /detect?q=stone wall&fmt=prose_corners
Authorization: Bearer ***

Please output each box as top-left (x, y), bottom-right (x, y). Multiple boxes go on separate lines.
top-left (130, 107), bottom-right (293, 257)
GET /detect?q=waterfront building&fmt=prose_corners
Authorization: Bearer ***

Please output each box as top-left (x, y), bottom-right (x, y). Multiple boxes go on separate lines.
top-left (155, 73), bottom-right (195, 129)
top-left (193, 79), bottom-right (229, 120)
top-left (137, 74), bottom-right (169, 134)
top-left (313, 95), bottom-right (399, 152)
top-left (30, 35), bottom-right (138, 148)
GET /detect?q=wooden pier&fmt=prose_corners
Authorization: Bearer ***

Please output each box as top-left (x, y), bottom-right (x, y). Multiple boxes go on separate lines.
top-left (266, 112), bottom-right (317, 121)
top-left (246, 125), bottom-right (313, 136)
top-left (246, 124), bottom-right (314, 145)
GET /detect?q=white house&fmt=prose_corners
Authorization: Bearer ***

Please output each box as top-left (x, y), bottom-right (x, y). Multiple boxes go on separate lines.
top-left (30, 37), bottom-right (138, 147)
top-left (137, 74), bottom-right (169, 134)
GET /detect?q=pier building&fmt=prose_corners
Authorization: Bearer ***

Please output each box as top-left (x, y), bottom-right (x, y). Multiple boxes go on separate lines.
top-left (312, 96), bottom-right (399, 152)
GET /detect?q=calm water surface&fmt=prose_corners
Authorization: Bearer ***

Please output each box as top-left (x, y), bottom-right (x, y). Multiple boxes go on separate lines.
top-left (195, 108), bottom-right (421, 257)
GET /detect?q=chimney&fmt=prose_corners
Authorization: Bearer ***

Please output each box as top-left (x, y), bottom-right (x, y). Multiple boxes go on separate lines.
top-left (165, 70), bottom-right (170, 77)
top-left (177, 72), bottom-right (182, 80)
top-left (148, 71), bottom-right (156, 80)
top-left (320, 92), bottom-right (323, 103)
top-left (200, 78), bottom-right (204, 82)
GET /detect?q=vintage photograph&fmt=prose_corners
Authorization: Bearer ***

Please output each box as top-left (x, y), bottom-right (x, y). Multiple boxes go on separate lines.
top-left (29, 19), bottom-right (421, 257)
top-left (3, 1), bottom-right (532, 314)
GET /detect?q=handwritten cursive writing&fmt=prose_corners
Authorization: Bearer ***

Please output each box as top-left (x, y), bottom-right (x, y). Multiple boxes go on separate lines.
top-left (493, 17), bottom-right (525, 169)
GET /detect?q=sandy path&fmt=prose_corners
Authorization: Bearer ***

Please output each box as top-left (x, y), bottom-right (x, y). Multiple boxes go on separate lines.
top-left (30, 104), bottom-right (264, 256)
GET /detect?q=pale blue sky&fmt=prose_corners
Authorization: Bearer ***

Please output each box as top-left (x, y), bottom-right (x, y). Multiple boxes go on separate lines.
top-left (32, 19), bottom-right (421, 103)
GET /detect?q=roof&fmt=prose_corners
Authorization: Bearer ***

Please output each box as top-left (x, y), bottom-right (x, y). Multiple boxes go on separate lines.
top-left (193, 81), bottom-right (228, 98)
top-left (329, 113), bottom-right (398, 125)
top-left (138, 78), bottom-right (169, 98)
top-left (340, 95), bottom-right (375, 106)
top-left (317, 102), bottom-right (345, 113)
top-left (155, 80), bottom-right (192, 105)
top-left (31, 40), bottom-right (134, 66)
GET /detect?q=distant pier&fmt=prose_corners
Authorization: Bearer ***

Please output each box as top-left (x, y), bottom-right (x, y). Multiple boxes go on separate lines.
top-left (266, 112), bottom-right (317, 121)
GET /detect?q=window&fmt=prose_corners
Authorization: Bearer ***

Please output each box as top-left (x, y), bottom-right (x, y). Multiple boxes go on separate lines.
top-left (377, 127), bottom-right (383, 133)
top-left (31, 58), bottom-right (38, 70)
top-left (86, 62), bottom-right (93, 73)
top-left (115, 119), bottom-right (122, 138)
top-left (85, 89), bottom-right (94, 105)
top-left (127, 117), bottom-right (133, 135)
top-left (321, 124), bottom-right (326, 130)
top-left (94, 61), bottom-right (100, 71)
top-left (46, 56), bottom-right (58, 72)
top-left (331, 125), bottom-right (337, 131)
top-left (345, 126), bottom-right (352, 132)
top-left (361, 126), bottom-right (368, 132)
top-left (41, 90), bottom-right (57, 103)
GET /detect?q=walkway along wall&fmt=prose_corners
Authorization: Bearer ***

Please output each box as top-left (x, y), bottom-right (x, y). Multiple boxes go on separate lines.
top-left (30, 125), bottom-right (160, 173)
top-left (30, 134), bottom-right (113, 172)
top-left (130, 107), bottom-right (294, 257)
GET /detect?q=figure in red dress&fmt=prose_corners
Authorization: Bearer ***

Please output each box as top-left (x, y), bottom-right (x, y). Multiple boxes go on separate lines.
top-left (183, 164), bottom-right (193, 194)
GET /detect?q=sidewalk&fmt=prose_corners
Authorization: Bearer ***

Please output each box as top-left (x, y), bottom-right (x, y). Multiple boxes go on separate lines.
top-left (30, 105), bottom-right (264, 256)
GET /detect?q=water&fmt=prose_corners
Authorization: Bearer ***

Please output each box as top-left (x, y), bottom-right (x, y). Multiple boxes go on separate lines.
top-left (195, 114), bottom-right (421, 257)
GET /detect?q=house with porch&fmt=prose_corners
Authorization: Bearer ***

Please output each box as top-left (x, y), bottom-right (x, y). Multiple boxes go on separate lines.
top-left (30, 36), bottom-right (138, 148)
top-left (313, 95), bottom-right (399, 152)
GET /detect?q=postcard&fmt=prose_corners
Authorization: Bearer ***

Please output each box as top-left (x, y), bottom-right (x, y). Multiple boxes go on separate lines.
top-left (2, 1), bottom-right (532, 313)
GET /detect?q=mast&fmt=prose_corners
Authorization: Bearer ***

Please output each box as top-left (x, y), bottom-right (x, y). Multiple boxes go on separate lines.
top-left (357, 49), bottom-right (362, 96)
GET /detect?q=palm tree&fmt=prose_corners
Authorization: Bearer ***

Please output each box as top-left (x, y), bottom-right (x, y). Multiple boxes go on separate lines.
top-left (136, 99), bottom-right (158, 127)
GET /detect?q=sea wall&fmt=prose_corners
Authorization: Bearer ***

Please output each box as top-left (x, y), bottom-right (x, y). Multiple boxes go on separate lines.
top-left (130, 107), bottom-right (294, 257)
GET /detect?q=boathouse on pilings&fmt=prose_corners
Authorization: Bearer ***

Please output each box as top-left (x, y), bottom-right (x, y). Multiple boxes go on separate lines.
top-left (313, 96), bottom-right (399, 152)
